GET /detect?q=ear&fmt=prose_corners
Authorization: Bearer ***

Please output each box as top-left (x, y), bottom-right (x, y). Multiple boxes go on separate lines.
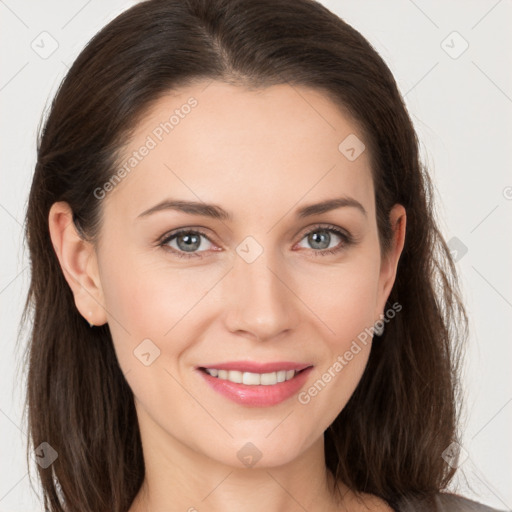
top-left (374, 203), bottom-right (406, 321)
top-left (48, 201), bottom-right (108, 327)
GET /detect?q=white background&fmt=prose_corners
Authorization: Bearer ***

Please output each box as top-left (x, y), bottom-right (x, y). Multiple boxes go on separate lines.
top-left (1, 0), bottom-right (511, 510)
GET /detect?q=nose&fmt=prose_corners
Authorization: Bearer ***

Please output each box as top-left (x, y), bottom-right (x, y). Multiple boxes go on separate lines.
top-left (223, 246), bottom-right (301, 342)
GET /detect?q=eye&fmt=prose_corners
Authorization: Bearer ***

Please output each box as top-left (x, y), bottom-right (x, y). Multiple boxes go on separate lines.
top-left (158, 224), bottom-right (355, 259)
top-left (295, 224), bottom-right (354, 257)
top-left (158, 229), bottom-right (215, 259)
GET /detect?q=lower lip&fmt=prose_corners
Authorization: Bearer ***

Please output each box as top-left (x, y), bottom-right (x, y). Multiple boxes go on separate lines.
top-left (198, 367), bottom-right (313, 407)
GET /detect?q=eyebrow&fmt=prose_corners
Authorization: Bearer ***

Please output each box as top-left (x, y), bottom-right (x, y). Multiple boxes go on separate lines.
top-left (137, 196), bottom-right (367, 221)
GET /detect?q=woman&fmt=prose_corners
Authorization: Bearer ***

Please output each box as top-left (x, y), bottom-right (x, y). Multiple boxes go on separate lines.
top-left (21, 0), bottom-right (504, 510)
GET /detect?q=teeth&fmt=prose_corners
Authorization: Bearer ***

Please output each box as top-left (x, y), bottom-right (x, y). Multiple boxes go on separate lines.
top-left (204, 368), bottom-right (299, 385)
top-left (228, 370), bottom-right (243, 384)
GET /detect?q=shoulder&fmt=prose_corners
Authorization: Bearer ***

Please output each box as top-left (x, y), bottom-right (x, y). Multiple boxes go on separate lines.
top-left (433, 494), bottom-right (509, 512)
top-left (394, 492), bottom-right (509, 512)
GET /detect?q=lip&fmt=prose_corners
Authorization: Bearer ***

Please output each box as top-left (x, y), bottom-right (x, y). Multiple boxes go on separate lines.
top-left (199, 361), bottom-right (312, 373)
top-left (197, 364), bottom-right (314, 407)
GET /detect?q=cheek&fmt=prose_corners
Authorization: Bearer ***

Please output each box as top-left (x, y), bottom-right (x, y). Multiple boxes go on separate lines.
top-left (100, 251), bottom-right (226, 376)
top-left (296, 257), bottom-right (380, 343)
top-left (295, 316), bottom-right (373, 446)
top-left (101, 264), bottom-right (210, 421)
top-left (295, 345), bottom-right (371, 452)
top-left (292, 260), bottom-right (379, 424)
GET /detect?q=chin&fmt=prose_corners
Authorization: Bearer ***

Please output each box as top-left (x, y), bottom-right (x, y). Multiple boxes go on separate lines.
top-left (208, 429), bottom-right (315, 470)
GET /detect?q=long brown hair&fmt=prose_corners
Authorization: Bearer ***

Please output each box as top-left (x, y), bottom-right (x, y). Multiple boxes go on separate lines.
top-left (19, 0), bottom-right (468, 510)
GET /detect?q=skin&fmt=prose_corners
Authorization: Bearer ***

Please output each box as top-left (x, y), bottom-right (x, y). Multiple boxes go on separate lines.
top-left (49, 81), bottom-right (406, 511)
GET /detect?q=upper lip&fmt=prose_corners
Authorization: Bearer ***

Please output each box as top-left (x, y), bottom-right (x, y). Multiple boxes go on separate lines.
top-left (198, 361), bottom-right (313, 373)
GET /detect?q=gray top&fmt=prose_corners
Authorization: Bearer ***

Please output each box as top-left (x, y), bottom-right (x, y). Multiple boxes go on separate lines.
top-left (393, 493), bottom-right (509, 512)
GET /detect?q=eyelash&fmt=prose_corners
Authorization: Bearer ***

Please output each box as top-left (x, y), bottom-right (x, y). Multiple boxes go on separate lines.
top-left (157, 224), bottom-right (354, 259)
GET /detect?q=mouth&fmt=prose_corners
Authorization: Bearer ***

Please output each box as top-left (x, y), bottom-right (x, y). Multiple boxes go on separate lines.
top-left (199, 367), bottom-right (309, 386)
top-left (196, 362), bottom-right (314, 407)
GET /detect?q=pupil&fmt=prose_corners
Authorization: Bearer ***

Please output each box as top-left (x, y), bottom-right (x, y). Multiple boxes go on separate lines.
top-left (178, 233), bottom-right (200, 252)
top-left (310, 230), bottom-right (329, 249)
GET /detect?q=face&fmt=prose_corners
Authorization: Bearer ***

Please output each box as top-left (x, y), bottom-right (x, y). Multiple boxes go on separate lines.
top-left (51, 81), bottom-right (405, 470)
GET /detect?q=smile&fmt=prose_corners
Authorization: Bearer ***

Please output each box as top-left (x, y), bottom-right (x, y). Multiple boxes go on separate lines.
top-left (197, 362), bottom-right (314, 407)
top-left (203, 368), bottom-right (299, 385)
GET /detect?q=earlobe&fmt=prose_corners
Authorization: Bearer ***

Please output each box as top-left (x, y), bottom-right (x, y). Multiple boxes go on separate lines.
top-left (48, 202), bottom-right (107, 326)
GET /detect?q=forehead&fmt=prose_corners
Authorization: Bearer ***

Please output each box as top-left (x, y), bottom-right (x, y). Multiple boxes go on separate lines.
top-left (103, 81), bottom-right (375, 223)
